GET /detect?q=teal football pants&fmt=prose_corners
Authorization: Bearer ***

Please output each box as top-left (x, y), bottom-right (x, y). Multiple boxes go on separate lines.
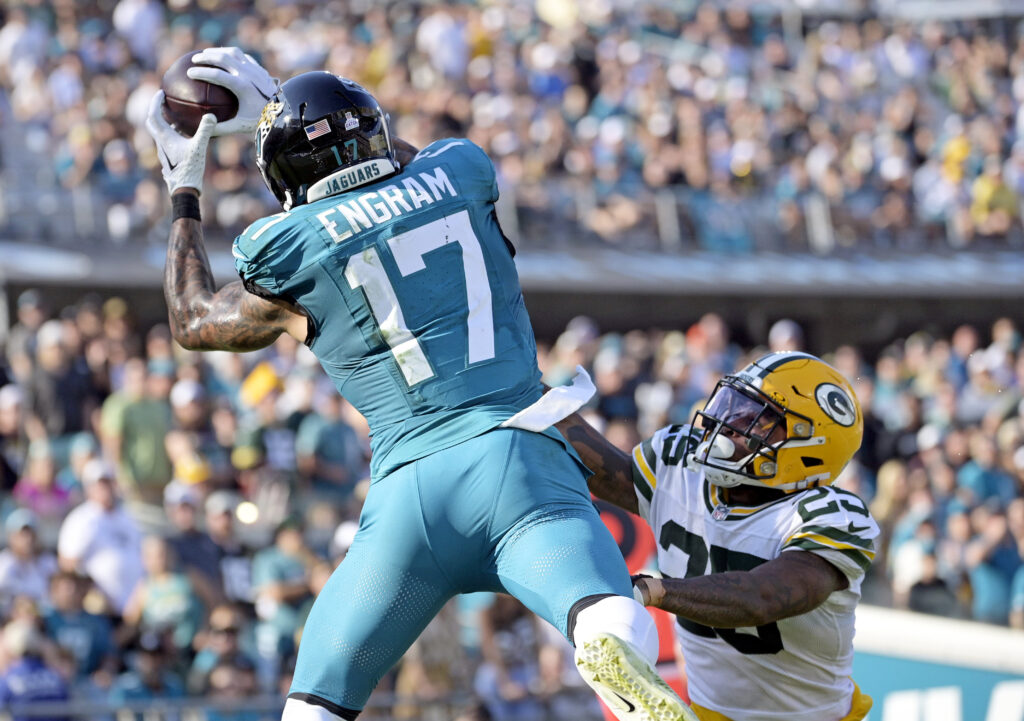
top-left (289, 428), bottom-right (632, 711)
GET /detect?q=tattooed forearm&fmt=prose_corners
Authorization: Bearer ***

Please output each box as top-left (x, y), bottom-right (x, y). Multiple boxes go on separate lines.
top-left (555, 414), bottom-right (638, 514)
top-left (640, 551), bottom-right (847, 627)
top-left (164, 194), bottom-right (289, 352)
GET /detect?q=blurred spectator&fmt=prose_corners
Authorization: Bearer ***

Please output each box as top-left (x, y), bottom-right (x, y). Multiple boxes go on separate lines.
top-left (966, 504), bottom-right (1020, 624)
top-left (56, 460), bottom-right (143, 614)
top-left (43, 571), bottom-right (115, 679)
top-left (107, 633), bottom-right (185, 710)
top-left (0, 620), bottom-right (70, 721)
top-left (204, 491), bottom-right (254, 605)
top-left (123, 536), bottom-right (204, 654)
top-left (251, 518), bottom-right (314, 691)
top-left (295, 392), bottom-right (365, 503)
top-left (393, 601), bottom-right (472, 719)
top-left (957, 431), bottom-right (1017, 506)
top-left (23, 321), bottom-right (97, 440)
top-left (187, 604), bottom-right (256, 695)
top-left (164, 480), bottom-right (224, 607)
top-left (56, 433), bottom-right (100, 494)
top-left (0, 510), bottom-right (56, 612)
top-left (6, 291), bottom-right (48, 383)
top-left (0, 384), bottom-right (29, 490)
top-left (12, 440), bottom-right (73, 544)
top-left (112, 360), bottom-right (174, 504)
top-left (768, 319), bottom-right (804, 353)
top-left (474, 595), bottom-right (550, 721)
top-left (908, 553), bottom-right (961, 617)
top-left (971, 156), bottom-right (1018, 241)
top-left (205, 658), bottom-right (262, 721)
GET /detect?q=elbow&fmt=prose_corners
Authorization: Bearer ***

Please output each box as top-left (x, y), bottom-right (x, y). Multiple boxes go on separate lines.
top-left (170, 328), bottom-right (201, 352)
top-left (741, 602), bottom-right (775, 628)
top-left (168, 315), bottom-right (207, 351)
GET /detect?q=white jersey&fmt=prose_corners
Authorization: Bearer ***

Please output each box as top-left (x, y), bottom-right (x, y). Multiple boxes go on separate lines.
top-left (631, 425), bottom-right (879, 721)
top-left (57, 501), bottom-right (143, 613)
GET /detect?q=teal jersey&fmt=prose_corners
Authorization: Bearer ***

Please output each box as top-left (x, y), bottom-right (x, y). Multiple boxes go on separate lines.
top-left (234, 139), bottom-right (543, 477)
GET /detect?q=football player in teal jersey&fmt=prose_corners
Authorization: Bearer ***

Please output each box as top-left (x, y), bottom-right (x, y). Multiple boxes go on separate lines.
top-left (146, 47), bottom-right (696, 721)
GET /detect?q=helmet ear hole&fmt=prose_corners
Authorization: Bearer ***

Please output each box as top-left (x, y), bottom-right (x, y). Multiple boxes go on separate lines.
top-left (800, 456), bottom-right (824, 468)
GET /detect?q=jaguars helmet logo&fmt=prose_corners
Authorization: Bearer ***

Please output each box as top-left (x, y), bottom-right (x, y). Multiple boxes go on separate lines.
top-left (254, 101), bottom-right (284, 166)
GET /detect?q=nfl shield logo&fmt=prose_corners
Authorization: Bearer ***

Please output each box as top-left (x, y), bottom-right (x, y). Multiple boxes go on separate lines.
top-left (712, 504), bottom-right (729, 521)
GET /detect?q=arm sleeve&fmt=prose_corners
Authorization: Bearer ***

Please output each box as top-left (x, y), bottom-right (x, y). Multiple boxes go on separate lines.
top-left (780, 487), bottom-right (880, 584)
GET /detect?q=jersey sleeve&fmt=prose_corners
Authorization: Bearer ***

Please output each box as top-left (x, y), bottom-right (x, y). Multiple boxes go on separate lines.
top-left (630, 424), bottom-right (700, 522)
top-left (232, 211), bottom-right (307, 296)
top-left (780, 487), bottom-right (880, 583)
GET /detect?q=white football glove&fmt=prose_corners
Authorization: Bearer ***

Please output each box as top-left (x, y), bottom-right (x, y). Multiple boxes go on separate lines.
top-left (186, 47), bottom-right (279, 135)
top-left (145, 90), bottom-right (216, 194)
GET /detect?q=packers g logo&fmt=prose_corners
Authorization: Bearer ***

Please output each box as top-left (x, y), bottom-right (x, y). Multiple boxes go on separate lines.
top-left (814, 383), bottom-right (857, 427)
top-left (255, 101), bottom-right (284, 162)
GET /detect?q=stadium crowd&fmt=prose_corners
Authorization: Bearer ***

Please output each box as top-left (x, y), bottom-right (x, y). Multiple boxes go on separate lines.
top-left (2, 1), bottom-right (1024, 251)
top-left (0, 289), bottom-right (1022, 717)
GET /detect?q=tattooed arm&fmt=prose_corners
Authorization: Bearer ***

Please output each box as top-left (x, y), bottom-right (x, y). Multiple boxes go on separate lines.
top-left (165, 189), bottom-right (307, 352)
top-left (555, 413), bottom-right (638, 514)
top-left (635, 551), bottom-right (848, 627)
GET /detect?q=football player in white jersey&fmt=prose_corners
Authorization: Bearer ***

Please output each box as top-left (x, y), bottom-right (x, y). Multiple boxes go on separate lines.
top-left (557, 351), bottom-right (878, 721)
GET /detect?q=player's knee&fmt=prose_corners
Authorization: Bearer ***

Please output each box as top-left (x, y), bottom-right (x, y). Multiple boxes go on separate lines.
top-left (568, 594), bottom-right (659, 666)
top-left (283, 694), bottom-right (360, 721)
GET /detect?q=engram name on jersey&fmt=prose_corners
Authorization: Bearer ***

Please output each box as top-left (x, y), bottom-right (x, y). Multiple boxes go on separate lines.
top-left (632, 424), bottom-right (880, 721)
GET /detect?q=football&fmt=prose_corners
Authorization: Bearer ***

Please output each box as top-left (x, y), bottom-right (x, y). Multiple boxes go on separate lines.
top-left (161, 50), bottom-right (239, 137)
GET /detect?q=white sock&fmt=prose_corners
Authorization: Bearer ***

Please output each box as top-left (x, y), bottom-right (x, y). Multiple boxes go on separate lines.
top-left (282, 698), bottom-right (349, 721)
top-left (571, 595), bottom-right (659, 666)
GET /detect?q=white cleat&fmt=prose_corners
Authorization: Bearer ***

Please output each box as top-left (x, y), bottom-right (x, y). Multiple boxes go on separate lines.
top-left (575, 632), bottom-right (700, 721)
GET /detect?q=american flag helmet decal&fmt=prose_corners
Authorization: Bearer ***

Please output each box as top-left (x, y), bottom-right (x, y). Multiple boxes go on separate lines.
top-left (304, 118), bottom-right (331, 140)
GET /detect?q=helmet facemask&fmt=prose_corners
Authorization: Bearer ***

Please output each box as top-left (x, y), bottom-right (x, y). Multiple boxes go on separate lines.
top-left (687, 378), bottom-right (815, 489)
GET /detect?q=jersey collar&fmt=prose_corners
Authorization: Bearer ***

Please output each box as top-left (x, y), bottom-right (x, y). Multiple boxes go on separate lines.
top-left (703, 481), bottom-right (793, 521)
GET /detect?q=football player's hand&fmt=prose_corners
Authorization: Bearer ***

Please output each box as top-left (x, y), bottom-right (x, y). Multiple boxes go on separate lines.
top-left (146, 90), bottom-right (216, 195)
top-left (187, 47), bottom-right (279, 136)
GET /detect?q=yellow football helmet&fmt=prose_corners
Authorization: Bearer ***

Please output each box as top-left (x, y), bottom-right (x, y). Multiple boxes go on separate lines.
top-left (686, 351), bottom-right (863, 492)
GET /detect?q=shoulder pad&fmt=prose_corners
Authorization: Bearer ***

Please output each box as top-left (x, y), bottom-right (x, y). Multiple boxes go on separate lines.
top-left (782, 486), bottom-right (880, 579)
top-left (413, 138), bottom-right (497, 201)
